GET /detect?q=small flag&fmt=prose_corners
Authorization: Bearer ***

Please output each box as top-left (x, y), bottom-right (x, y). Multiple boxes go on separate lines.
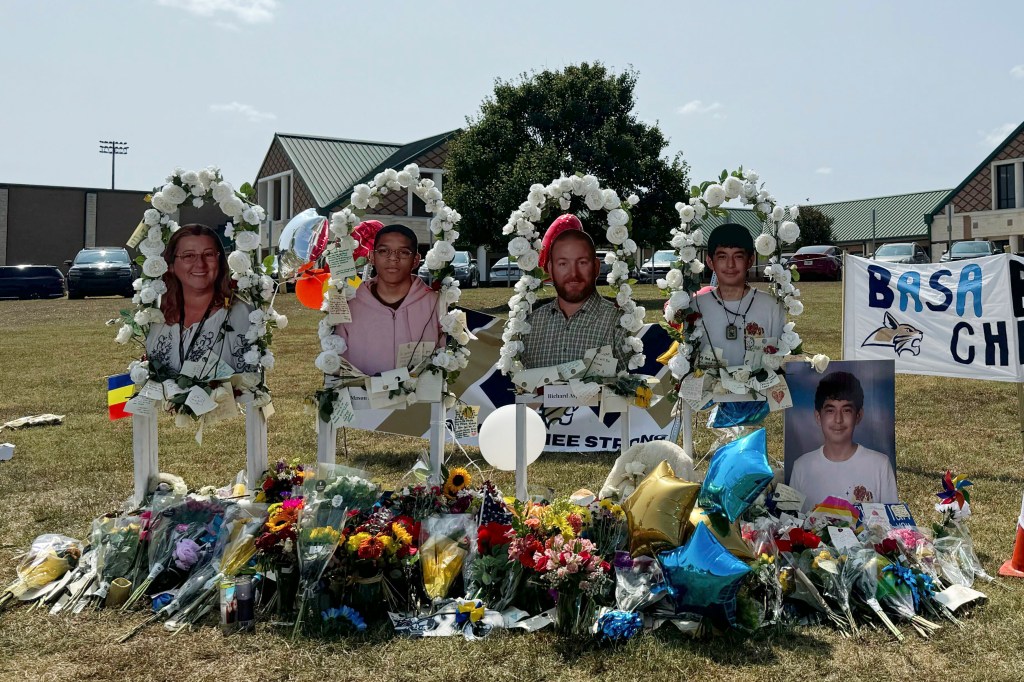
top-left (107, 373), bottom-right (134, 420)
top-left (479, 492), bottom-right (513, 526)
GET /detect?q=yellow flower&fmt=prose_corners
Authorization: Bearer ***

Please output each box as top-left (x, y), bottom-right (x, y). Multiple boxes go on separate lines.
top-left (444, 467), bottom-right (472, 497)
top-left (346, 532), bottom-right (371, 553)
top-left (267, 503), bottom-right (282, 517)
top-left (309, 526), bottom-right (340, 545)
top-left (392, 523), bottom-right (413, 546)
top-left (378, 534), bottom-right (395, 554)
top-left (634, 385), bottom-right (653, 408)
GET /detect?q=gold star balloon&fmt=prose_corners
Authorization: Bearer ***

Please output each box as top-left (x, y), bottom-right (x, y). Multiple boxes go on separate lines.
top-left (622, 460), bottom-right (700, 557)
top-left (686, 503), bottom-right (754, 562)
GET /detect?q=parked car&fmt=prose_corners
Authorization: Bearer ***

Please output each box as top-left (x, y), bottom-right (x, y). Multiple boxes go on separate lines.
top-left (418, 250), bottom-right (479, 288)
top-left (486, 257), bottom-right (519, 286)
top-left (65, 247), bottom-right (137, 298)
top-left (791, 245), bottom-right (843, 281)
top-left (637, 250), bottom-right (676, 284)
top-left (0, 265), bottom-right (65, 299)
top-left (873, 242), bottom-right (930, 264)
top-left (594, 250), bottom-right (613, 281)
top-left (939, 240), bottom-right (1001, 262)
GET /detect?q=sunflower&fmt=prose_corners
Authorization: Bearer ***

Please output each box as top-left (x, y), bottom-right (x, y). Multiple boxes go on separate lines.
top-left (443, 467), bottom-right (472, 497)
top-left (391, 522), bottom-right (413, 546)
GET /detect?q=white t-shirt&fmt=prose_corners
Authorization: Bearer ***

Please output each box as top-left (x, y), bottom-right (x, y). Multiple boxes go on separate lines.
top-left (693, 288), bottom-right (785, 367)
top-left (790, 444), bottom-right (898, 511)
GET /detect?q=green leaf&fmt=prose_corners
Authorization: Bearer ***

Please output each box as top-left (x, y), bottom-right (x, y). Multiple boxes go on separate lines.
top-left (135, 255), bottom-right (145, 265)
top-left (262, 254), bottom-right (275, 274)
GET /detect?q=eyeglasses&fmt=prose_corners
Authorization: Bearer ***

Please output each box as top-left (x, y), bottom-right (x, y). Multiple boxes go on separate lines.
top-left (373, 247), bottom-right (415, 261)
top-left (176, 250), bottom-right (219, 264)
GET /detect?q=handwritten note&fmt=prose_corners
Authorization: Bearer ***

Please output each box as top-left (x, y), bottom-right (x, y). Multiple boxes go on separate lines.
top-left (325, 294), bottom-right (352, 325)
top-left (329, 388), bottom-right (356, 426)
top-left (452, 404), bottom-right (479, 438)
top-left (123, 395), bottom-right (155, 417)
top-left (184, 385), bottom-right (218, 416)
top-left (327, 248), bottom-right (357, 278)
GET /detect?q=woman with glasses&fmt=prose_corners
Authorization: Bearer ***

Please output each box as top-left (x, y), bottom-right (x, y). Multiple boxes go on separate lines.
top-left (145, 223), bottom-right (252, 376)
top-left (334, 223), bottom-right (442, 376)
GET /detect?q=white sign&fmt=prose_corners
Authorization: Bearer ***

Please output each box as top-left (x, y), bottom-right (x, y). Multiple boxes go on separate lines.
top-left (842, 254), bottom-right (1024, 382)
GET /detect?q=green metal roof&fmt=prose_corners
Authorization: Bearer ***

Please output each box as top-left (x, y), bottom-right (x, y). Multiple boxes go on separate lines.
top-left (322, 129), bottom-right (460, 212)
top-left (925, 119), bottom-right (1024, 224)
top-left (813, 189), bottom-right (950, 243)
top-left (274, 133), bottom-right (402, 208)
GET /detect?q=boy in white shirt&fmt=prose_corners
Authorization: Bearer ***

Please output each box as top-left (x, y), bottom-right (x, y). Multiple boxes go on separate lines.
top-left (790, 370), bottom-right (898, 510)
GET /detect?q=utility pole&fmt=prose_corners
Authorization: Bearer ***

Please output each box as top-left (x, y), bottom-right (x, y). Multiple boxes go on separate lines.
top-left (99, 140), bottom-right (128, 189)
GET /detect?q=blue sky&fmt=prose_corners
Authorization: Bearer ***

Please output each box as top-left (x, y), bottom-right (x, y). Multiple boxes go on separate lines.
top-left (1, 0), bottom-right (1022, 204)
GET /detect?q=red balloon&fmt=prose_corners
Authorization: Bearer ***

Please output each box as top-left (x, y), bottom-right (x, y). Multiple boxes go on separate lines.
top-left (295, 268), bottom-right (330, 309)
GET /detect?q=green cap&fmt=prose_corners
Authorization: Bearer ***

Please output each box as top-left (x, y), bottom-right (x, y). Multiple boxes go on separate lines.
top-left (706, 223), bottom-right (754, 256)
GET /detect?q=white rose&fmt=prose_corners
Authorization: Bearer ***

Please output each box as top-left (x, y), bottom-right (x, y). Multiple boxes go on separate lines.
top-left (142, 257), bottom-right (168, 278)
top-left (150, 193), bottom-right (175, 213)
top-left (628, 353), bottom-right (646, 370)
top-left (237, 275), bottom-right (253, 289)
top-left (746, 170), bottom-right (759, 183)
top-left (703, 184), bottom-right (726, 207)
top-left (789, 205), bottom-right (800, 220)
top-left (755, 233), bottom-right (777, 256)
top-left (321, 334), bottom-right (347, 353)
top-left (248, 310), bottom-right (266, 326)
top-left (516, 251), bottom-right (539, 271)
top-left (221, 196), bottom-right (245, 219)
top-left (139, 238), bottom-right (165, 258)
top-left (129, 361), bottom-right (150, 384)
top-left (508, 236), bottom-right (532, 258)
top-left (771, 206), bottom-right (785, 221)
top-left (722, 176), bottom-right (743, 199)
top-left (742, 181), bottom-right (758, 199)
top-left (787, 298), bottom-right (805, 316)
top-left (601, 188), bottom-right (621, 210)
top-left (192, 198), bottom-right (204, 208)
top-left (689, 260), bottom-right (704, 274)
top-left (139, 286), bottom-right (158, 304)
top-left (148, 308), bottom-right (165, 325)
top-left (665, 268), bottom-right (683, 288)
top-left (623, 238), bottom-right (637, 254)
top-left (143, 209), bottom-right (161, 226)
top-left (241, 207), bottom-right (259, 225)
top-left (668, 290), bottom-right (690, 312)
top-left (260, 351), bottom-right (275, 370)
top-left (559, 196), bottom-right (571, 210)
top-left (778, 221), bottom-right (800, 244)
top-left (146, 226), bottom-right (162, 242)
top-left (809, 354), bottom-right (830, 373)
top-left (210, 181), bottom-right (233, 204)
top-left (606, 224), bottom-right (629, 245)
top-left (242, 349), bottom-right (260, 366)
top-left (315, 351), bottom-right (342, 375)
top-left (694, 203), bottom-right (707, 219)
top-left (763, 353), bottom-right (785, 370)
top-left (655, 278), bottom-right (668, 290)
top-left (227, 250), bottom-right (252, 275)
top-left (133, 309), bottom-right (150, 326)
top-left (679, 246), bottom-right (697, 262)
top-left (780, 329), bottom-right (801, 349)
top-left (132, 278), bottom-right (145, 291)
top-left (627, 194), bottom-right (639, 206)
top-left (607, 208), bottom-right (629, 227)
top-left (234, 230), bottom-right (260, 252)
top-left (668, 354), bottom-right (690, 378)
top-left (273, 313), bottom-right (288, 329)
top-left (584, 191), bottom-right (604, 211)
top-left (679, 205), bottom-right (695, 222)
top-left (115, 324), bottom-right (133, 344)
top-left (162, 183), bottom-right (188, 205)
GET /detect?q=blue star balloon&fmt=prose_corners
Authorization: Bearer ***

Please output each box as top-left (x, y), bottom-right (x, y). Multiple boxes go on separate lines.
top-left (699, 428), bottom-right (773, 523)
top-left (709, 401), bottom-right (770, 429)
top-left (658, 523), bottom-right (751, 627)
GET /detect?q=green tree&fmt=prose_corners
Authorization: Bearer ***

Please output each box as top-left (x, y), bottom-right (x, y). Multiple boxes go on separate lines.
top-left (444, 63), bottom-right (690, 251)
top-left (794, 205), bottom-right (834, 249)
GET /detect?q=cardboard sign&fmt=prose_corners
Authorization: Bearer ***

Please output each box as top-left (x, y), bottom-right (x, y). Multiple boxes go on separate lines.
top-left (184, 385), bottom-right (218, 416)
top-left (329, 388), bottom-right (356, 427)
top-left (327, 248), bottom-right (357, 278)
top-left (765, 376), bottom-right (793, 411)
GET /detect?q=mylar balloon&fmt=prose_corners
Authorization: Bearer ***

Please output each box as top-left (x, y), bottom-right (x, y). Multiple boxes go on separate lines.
top-left (622, 460), bottom-right (700, 557)
top-left (278, 208), bottom-right (329, 274)
top-left (478, 404), bottom-right (545, 472)
top-left (658, 522), bottom-right (751, 627)
top-left (699, 428), bottom-right (773, 523)
top-left (294, 268), bottom-right (330, 310)
top-left (686, 503), bottom-right (754, 561)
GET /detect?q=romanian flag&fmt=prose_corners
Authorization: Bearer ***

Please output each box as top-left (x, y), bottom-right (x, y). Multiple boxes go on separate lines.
top-left (107, 373), bottom-right (134, 420)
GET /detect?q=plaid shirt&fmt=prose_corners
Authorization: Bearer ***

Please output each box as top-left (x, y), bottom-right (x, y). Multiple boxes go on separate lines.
top-left (521, 291), bottom-right (629, 369)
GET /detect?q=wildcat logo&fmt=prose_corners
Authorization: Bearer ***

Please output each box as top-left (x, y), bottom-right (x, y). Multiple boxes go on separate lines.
top-left (862, 311), bottom-right (923, 356)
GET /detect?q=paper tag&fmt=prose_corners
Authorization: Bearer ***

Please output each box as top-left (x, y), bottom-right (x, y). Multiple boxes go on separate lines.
top-left (324, 294), bottom-right (352, 326)
top-left (543, 383), bottom-right (599, 407)
top-left (556, 359), bottom-right (587, 380)
top-left (827, 526), bottom-right (861, 551)
top-left (452, 405), bottom-right (479, 438)
top-left (935, 584), bottom-right (987, 612)
top-left (678, 373), bottom-right (707, 401)
top-left (184, 385), bottom-right (218, 416)
top-left (414, 370), bottom-right (443, 403)
top-left (329, 388), bottom-right (356, 426)
top-left (123, 395), bottom-right (155, 417)
top-left (599, 387), bottom-right (629, 418)
top-left (765, 377), bottom-right (793, 412)
top-left (262, 402), bottom-right (275, 419)
top-left (162, 379), bottom-right (186, 399)
top-left (214, 360), bottom-right (236, 381)
top-left (590, 353), bottom-right (618, 378)
top-left (141, 380), bottom-right (165, 400)
top-left (398, 342), bottom-right (436, 369)
top-left (178, 360), bottom-right (207, 380)
top-left (770, 484), bottom-right (806, 513)
top-left (511, 367), bottom-right (560, 391)
top-left (126, 221), bottom-right (148, 248)
top-left (370, 367), bottom-right (410, 393)
top-left (747, 372), bottom-right (781, 392)
top-left (327, 248), bottom-right (357, 278)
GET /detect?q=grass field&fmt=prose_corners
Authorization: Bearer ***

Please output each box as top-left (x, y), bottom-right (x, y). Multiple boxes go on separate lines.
top-left (2, 282), bottom-right (1024, 681)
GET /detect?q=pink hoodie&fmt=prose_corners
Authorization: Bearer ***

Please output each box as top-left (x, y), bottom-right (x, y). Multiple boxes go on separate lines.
top-left (335, 276), bottom-right (442, 376)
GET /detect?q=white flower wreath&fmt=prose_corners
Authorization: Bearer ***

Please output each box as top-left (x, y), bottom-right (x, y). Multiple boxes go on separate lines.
top-left (114, 167), bottom-right (283, 408)
top-left (317, 164), bottom-right (468, 407)
top-left (660, 168), bottom-right (828, 401)
top-left (497, 173), bottom-right (644, 376)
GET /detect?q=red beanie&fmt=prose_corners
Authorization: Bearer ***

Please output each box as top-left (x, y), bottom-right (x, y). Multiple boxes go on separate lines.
top-left (539, 214), bottom-right (592, 271)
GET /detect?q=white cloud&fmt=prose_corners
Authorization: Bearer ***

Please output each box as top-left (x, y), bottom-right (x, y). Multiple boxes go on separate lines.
top-left (981, 122), bottom-right (1016, 148)
top-left (1011, 64), bottom-right (1024, 79)
top-left (210, 102), bottom-right (276, 123)
top-left (676, 100), bottom-right (723, 116)
top-left (157, 0), bottom-right (277, 24)
top-left (815, 167), bottom-right (832, 175)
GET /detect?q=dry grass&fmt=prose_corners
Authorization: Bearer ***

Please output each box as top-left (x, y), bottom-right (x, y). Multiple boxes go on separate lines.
top-left (2, 283), bottom-right (1024, 681)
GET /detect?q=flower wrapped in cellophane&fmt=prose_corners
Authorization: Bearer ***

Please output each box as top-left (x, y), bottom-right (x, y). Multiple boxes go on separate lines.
top-left (533, 534), bottom-right (612, 636)
top-left (420, 514), bottom-right (474, 602)
top-left (843, 547), bottom-right (904, 641)
top-left (91, 514), bottom-right (143, 609)
top-left (0, 534), bottom-right (82, 612)
top-left (798, 547), bottom-right (856, 633)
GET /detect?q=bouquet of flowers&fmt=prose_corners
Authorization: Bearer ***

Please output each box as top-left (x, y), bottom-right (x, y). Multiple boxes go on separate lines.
top-left (798, 547), bottom-right (856, 633)
top-left (533, 534), bottom-right (612, 635)
top-left (340, 508), bottom-right (420, 613)
top-left (876, 555), bottom-right (941, 637)
top-left (465, 519), bottom-right (515, 610)
top-left (613, 552), bottom-right (670, 613)
top-left (0, 534), bottom-right (82, 612)
top-left (581, 498), bottom-right (628, 559)
top-left (255, 458), bottom-right (310, 504)
top-left (736, 527), bottom-right (783, 630)
top-left (420, 514), bottom-right (474, 602)
top-left (843, 547), bottom-right (904, 640)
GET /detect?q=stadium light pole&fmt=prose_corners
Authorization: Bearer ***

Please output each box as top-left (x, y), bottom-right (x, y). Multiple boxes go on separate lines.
top-left (99, 140), bottom-right (129, 189)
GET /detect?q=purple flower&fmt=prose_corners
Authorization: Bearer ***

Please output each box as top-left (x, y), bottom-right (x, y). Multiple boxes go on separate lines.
top-left (172, 538), bottom-right (201, 571)
top-left (613, 551), bottom-right (633, 570)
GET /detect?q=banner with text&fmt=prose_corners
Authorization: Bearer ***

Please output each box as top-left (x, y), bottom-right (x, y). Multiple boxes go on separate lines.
top-left (842, 253), bottom-right (1024, 382)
